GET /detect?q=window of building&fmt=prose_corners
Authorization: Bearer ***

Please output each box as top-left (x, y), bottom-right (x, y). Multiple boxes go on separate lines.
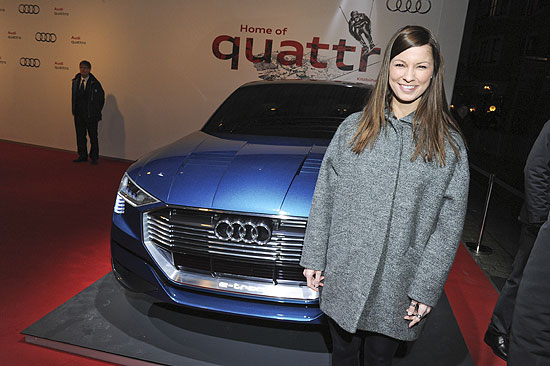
top-left (478, 37), bottom-right (503, 63)
top-left (525, 0), bottom-right (550, 15)
top-left (524, 35), bottom-right (539, 57)
top-left (490, 38), bottom-right (503, 63)
top-left (488, 0), bottom-right (510, 16)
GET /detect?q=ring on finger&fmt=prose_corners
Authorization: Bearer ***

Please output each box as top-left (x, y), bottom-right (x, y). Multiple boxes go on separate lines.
top-left (416, 313), bottom-right (423, 319)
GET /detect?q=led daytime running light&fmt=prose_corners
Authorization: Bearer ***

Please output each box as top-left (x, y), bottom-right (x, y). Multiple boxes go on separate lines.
top-left (118, 174), bottom-right (159, 207)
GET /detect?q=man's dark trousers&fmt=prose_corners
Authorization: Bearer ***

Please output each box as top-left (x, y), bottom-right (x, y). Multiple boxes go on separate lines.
top-left (489, 223), bottom-right (539, 334)
top-left (74, 80), bottom-right (99, 161)
top-left (508, 215), bottom-right (550, 365)
top-left (74, 115), bottom-right (99, 161)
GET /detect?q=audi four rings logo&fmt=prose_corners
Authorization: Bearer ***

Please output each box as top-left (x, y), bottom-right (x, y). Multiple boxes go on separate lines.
top-left (20, 57), bottom-right (40, 67)
top-left (35, 32), bottom-right (57, 42)
top-left (386, 0), bottom-right (432, 14)
top-left (18, 4), bottom-right (40, 14)
top-left (214, 218), bottom-right (272, 245)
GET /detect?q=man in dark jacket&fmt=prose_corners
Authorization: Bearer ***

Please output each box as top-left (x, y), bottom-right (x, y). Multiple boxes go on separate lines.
top-left (508, 211), bottom-right (550, 365)
top-left (508, 120), bottom-right (550, 365)
top-left (71, 60), bottom-right (105, 164)
top-left (484, 120), bottom-right (550, 361)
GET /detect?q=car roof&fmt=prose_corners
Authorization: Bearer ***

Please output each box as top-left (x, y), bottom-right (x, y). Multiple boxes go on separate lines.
top-left (239, 79), bottom-right (373, 89)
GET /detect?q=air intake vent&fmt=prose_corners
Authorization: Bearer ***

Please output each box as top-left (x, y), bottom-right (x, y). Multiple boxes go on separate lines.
top-left (299, 156), bottom-right (322, 174)
top-left (185, 152), bottom-right (235, 168)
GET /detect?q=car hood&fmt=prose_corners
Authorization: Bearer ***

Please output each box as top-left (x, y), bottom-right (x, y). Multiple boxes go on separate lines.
top-left (127, 131), bottom-right (328, 217)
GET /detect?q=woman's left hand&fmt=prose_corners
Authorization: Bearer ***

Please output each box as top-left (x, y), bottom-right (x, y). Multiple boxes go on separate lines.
top-left (404, 299), bottom-right (432, 328)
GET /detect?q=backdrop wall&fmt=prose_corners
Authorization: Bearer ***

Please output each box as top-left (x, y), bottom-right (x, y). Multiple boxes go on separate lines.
top-left (1, 0), bottom-right (468, 160)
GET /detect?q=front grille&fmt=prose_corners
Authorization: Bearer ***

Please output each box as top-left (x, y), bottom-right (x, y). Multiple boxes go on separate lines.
top-left (144, 207), bottom-right (307, 282)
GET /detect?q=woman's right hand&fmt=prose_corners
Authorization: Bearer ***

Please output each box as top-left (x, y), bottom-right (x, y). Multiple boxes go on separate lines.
top-left (303, 268), bottom-right (324, 292)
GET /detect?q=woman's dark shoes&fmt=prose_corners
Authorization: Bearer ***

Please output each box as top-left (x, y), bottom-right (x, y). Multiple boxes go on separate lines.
top-left (484, 325), bottom-right (508, 361)
top-left (91, 159), bottom-right (98, 165)
top-left (73, 157), bottom-right (87, 163)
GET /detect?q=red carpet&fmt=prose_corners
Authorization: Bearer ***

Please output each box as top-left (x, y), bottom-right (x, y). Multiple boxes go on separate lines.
top-left (445, 245), bottom-right (507, 366)
top-left (0, 141), bottom-right (505, 365)
top-left (0, 141), bottom-right (130, 365)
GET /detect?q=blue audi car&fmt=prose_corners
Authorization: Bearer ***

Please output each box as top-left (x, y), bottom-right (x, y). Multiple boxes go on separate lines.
top-left (111, 80), bottom-right (372, 322)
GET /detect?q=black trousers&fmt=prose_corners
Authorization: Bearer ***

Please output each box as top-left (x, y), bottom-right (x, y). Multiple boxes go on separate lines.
top-left (489, 223), bottom-right (540, 335)
top-left (508, 218), bottom-right (550, 365)
top-left (328, 318), bottom-right (400, 366)
top-left (74, 115), bottom-right (99, 161)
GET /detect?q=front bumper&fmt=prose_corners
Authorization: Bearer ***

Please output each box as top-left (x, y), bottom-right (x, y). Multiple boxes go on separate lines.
top-left (111, 228), bottom-right (323, 323)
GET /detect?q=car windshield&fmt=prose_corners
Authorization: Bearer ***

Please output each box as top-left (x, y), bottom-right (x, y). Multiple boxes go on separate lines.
top-left (202, 83), bottom-right (371, 139)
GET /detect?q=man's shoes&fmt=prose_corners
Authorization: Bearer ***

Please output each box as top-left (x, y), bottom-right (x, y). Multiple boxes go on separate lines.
top-left (91, 159), bottom-right (98, 165)
top-left (484, 325), bottom-right (508, 361)
top-left (73, 157), bottom-right (87, 163)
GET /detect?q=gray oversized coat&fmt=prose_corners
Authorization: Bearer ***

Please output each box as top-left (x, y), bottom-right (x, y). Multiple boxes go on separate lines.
top-left (300, 111), bottom-right (469, 341)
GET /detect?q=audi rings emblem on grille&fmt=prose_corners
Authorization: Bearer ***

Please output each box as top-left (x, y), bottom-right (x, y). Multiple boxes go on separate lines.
top-left (35, 32), bottom-right (57, 42)
top-left (214, 218), bottom-right (272, 245)
top-left (20, 57), bottom-right (40, 67)
top-left (386, 0), bottom-right (431, 14)
top-left (18, 4), bottom-right (40, 14)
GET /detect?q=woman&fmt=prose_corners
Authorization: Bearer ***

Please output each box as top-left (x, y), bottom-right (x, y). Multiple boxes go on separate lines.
top-left (300, 25), bottom-right (469, 365)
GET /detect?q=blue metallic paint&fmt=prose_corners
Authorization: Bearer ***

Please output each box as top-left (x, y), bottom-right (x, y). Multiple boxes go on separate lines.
top-left (127, 133), bottom-right (328, 216)
top-left (211, 144), bottom-right (310, 214)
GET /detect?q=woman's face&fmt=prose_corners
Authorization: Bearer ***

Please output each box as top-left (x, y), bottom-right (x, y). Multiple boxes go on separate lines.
top-left (388, 44), bottom-right (434, 117)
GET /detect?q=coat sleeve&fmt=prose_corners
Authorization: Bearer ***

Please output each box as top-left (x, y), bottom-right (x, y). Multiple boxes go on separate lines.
top-left (299, 119), bottom-right (347, 271)
top-left (408, 141), bottom-right (470, 307)
top-left (97, 81), bottom-right (105, 111)
top-left (523, 120), bottom-right (550, 225)
top-left (71, 78), bottom-right (77, 115)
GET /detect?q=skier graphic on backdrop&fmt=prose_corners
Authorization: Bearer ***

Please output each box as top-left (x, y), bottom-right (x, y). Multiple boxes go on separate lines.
top-left (348, 10), bottom-right (375, 52)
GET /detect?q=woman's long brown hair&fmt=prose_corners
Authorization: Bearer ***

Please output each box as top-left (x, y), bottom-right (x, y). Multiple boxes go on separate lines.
top-left (351, 25), bottom-right (464, 165)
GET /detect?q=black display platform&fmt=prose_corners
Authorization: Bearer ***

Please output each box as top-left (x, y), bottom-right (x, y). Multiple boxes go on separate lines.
top-left (22, 273), bottom-right (473, 365)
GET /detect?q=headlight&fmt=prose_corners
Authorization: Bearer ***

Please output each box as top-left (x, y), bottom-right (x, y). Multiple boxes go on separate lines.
top-left (114, 173), bottom-right (159, 214)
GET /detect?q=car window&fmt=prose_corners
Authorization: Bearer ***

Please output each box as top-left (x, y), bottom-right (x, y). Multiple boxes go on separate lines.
top-left (202, 83), bottom-right (371, 139)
